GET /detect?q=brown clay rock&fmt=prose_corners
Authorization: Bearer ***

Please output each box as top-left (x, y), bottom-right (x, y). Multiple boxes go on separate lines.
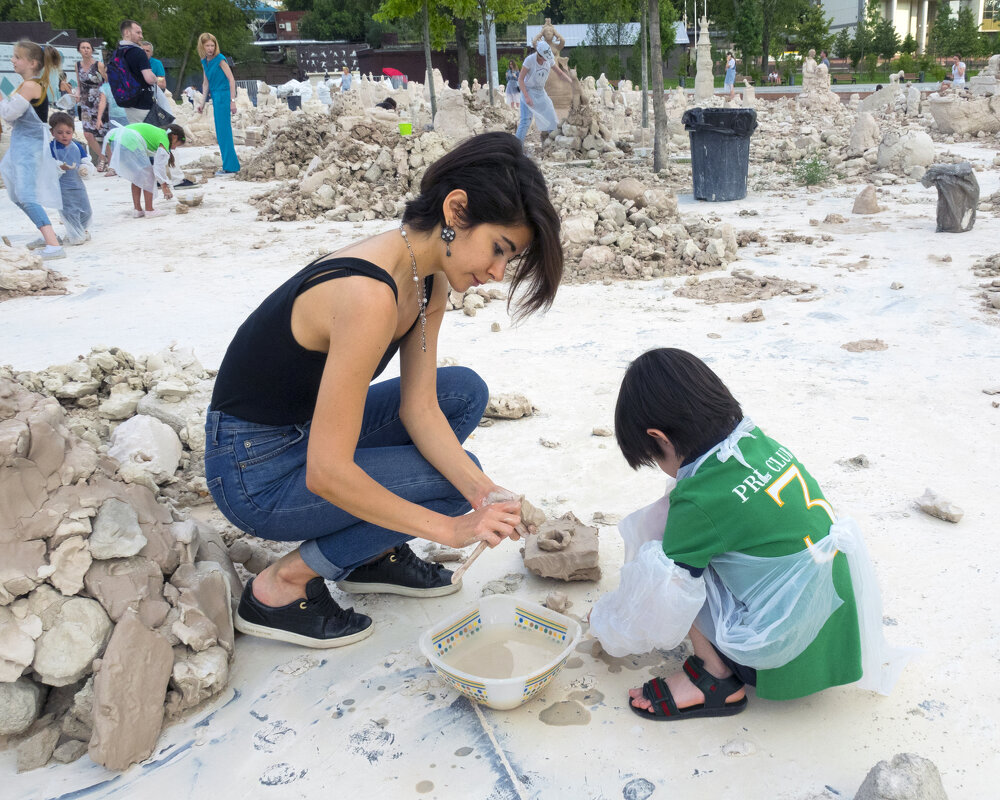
top-left (88, 612), bottom-right (173, 771)
top-left (523, 512), bottom-right (601, 581)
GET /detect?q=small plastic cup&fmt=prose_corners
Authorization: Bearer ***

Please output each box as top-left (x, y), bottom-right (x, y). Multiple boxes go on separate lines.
top-left (398, 122), bottom-right (413, 135)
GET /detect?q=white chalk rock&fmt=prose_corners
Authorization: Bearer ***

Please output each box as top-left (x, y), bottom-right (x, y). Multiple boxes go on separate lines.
top-left (32, 596), bottom-right (112, 686)
top-left (0, 677), bottom-right (43, 735)
top-left (89, 498), bottom-right (147, 559)
top-left (97, 384), bottom-right (145, 420)
top-left (915, 488), bottom-right (963, 523)
top-left (599, 200), bottom-right (627, 228)
top-left (0, 605), bottom-right (41, 681)
top-left (562, 214), bottom-right (597, 244)
top-left (853, 752), bottom-right (948, 800)
top-left (46, 536), bottom-right (93, 595)
top-left (169, 645), bottom-right (230, 712)
top-left (108, 414), bottom-right (182, 484)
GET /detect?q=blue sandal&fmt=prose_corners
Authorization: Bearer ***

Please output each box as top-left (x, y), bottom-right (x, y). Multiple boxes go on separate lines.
top-left (630, 655), bottom-right (748, 721)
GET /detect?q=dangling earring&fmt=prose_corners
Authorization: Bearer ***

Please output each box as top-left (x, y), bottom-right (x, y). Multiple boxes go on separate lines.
top-left (440, 223), bottom-right (456, 257)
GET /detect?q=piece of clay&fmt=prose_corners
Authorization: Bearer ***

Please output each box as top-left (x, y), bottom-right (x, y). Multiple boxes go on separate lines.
top-left (915, 489), bottom-right (963, 523)
top-left (544, 591), bottom-right (570, 613)
top-left (523, 512), bottom-right (601, 582)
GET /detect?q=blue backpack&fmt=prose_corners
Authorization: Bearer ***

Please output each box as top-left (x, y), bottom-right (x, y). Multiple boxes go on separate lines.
top-left (107, 46), bottom-right (144, 106)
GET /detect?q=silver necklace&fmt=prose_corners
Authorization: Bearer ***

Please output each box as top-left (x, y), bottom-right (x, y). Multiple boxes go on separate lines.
top-left (398, 225), bottom-right (427, 352)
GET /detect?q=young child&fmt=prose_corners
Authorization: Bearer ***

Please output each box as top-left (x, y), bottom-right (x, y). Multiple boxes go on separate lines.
top-left (589, 348), bottom-right (910, 720)
top-left (0, 40), bottom-right (65, 259)
top-left (103, 121), bottom-right (185, 217)
top-left (48, 111), bottom-right (93, 246)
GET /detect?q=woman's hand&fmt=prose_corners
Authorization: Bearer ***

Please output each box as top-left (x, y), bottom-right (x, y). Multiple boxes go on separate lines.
top-left (230, 99), bottom-right (236, 115)
top-left (451, 499), bottom-right (523, 549)
top-left (162, 185), bottom-right (173, 200)
top-left (197, 104), bottom-right (204, 114)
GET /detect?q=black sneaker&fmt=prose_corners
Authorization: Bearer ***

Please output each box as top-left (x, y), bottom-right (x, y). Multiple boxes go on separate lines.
top-left (234, 576), bottom-right (373, 649)
top-left (337, 543), bottom-right (460, 598)
top-left (174, 178), bottom-right (198, 189)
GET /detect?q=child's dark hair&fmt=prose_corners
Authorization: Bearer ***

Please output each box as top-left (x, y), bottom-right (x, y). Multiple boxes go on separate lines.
top-left (402, 131), bottom-right (562, 319)
top-left (48, 111), bottom-right (75, 130)
top-left (615, 348), bottom-right (743, 469)
top-left (165, 123), bottom-right (186, 168)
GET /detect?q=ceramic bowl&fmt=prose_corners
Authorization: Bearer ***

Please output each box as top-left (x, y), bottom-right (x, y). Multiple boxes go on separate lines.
top-left (419, 595), bottom-right (582, 710)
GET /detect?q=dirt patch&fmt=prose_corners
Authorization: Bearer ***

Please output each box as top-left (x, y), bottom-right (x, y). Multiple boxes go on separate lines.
top-left (673, 269), bottom-right (817, 304)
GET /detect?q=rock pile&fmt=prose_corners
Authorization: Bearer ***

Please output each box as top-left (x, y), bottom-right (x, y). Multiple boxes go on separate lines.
top-left (972, 252), bottom-right (1000, 315)
top-left (549, 174), bottom-right (742, 282)
top-left (0, 377), bottom-right (239, 772)
top-left (1, 345), bottom-right (214, 506)
top-left (246, 120), bottom-right (451, 222)
top-left (0, 245), bottom-right (66, 302)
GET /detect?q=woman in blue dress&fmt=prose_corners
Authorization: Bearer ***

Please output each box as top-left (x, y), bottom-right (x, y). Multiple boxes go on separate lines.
top-left (197, 32), bottom-right (239, 175)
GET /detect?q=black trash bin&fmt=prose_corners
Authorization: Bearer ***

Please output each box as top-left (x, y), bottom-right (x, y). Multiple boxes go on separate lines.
top-left (682, 107), bottom-right (758, 201)
top-left (287, 94), bottom-right (302, 111)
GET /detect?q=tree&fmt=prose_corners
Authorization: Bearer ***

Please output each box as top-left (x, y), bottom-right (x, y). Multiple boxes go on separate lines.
top-left (759, 0), bottom-right (809, 77)
top-left (900, 32), bottom-right (917, 55)
top-left (733, 0), bottom-right (764, 70)
top-left (375, 0), bottom-right (454, 117)
top-left (790, 1), bottom-right (833, 56)
top-left (927, 2), bottom-right (955, 58)
top-left (832, 26), bottom-right (852, 59)
top-left (448, 0), bottom-right (545, 105)
top-left (953, 6), bottom-right (984, 58)
top-left (648, 0), bottom-right (666, 172)
top-left (300, 0), bottom-right (381, 41)
top-left (872, 16), bottom-right (900, 60)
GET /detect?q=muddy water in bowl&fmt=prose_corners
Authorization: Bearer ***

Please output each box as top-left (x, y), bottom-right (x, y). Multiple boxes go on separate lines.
top-left (420, 596), bottom-right (583, 710)
top-left (442, 626), bottom-right (566, 680)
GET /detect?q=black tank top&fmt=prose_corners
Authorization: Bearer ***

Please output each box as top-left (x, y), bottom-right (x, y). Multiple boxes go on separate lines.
top-left (29, 78), bottom-right (48, 123)
top-left (211, 256), bottom-right (434, 425)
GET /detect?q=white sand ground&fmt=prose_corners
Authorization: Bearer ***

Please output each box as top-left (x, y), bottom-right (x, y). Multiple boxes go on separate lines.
top-left (2, 142), bottom-right (999, 800)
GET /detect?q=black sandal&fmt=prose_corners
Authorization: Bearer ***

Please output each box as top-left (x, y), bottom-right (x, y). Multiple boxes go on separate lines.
top-left (630, 655), bottom-right (748, 721)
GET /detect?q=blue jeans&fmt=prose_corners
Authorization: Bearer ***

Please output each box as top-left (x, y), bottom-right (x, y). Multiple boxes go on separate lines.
top-left (15, 200), bottom-right (51, 229)
top-left (516, 98), bottom-right (533, 141)
top-left (204, 366), bottom-right (488, 580)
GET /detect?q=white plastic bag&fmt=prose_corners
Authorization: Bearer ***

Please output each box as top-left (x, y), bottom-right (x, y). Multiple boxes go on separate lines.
top-left (827, 518), bottom-right (918, 695)
top-left (589, 540), bottom-right (706, 657)
top-left (696, 545), bottom-right (844, 669)
top-left (106, 127), bottom-right (156, 194)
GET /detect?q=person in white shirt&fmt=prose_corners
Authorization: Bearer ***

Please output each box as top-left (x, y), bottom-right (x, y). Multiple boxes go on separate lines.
top-left (515, 41), bottom-right (572, 143)
top-left (940, 54), bottom-right (966, 92)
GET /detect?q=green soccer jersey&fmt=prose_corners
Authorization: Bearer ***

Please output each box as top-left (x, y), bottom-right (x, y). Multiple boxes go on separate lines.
top-left (665, 424), bottom-right (862, 700)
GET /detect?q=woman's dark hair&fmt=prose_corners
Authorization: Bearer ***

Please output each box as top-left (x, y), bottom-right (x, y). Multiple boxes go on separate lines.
top-left (375, 97), bottom-right (397, 111)
top-left (402, 131), bottom-right (562, 319)
top-left (615, 348), bottom-right (743, 470)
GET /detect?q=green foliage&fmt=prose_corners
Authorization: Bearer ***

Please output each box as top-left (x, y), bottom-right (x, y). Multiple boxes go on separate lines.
top-left (832, 27), bottom-right (851, 59)
top-left (953, 7), bottom-right (986, 58)
top-left (789, 1), bottom-right (833, 55)
top-left (892, 52), bottom-right (917, 73)
top-left (872, 17), bottom-right (900, 60)
top-left (927, 2), bottom-right (954, 57)
top-left (794, 156), bottom-right (829, 186)
top-left (863, 51), bottom-right (878, 78)
top-left (900, 33), bottom-right (917, 55)
top-left (372, 0), bottom-right (452, 46)
top-left (302, 0), bottom-right (378, 42)
top-left (732, 0), bottom-right (764, 65)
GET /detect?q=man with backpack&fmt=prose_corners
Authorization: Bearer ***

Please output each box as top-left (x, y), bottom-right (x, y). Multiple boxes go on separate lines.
top-left (109, 20), bottom-right (157, 124)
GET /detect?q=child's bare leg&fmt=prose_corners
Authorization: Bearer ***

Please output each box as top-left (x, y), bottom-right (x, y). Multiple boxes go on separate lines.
top-left (39, 224), bottom-right (60, 247)
top-left (143, 189), bottom-right (154, 211)
top-left (131, 184), bottom-right (142, 211)
top-left (628, 626), bottom-right (746, 712)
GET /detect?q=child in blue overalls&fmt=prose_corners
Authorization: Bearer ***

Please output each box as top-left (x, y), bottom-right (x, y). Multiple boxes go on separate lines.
top-left (48, 111), bottom-right (93, 246)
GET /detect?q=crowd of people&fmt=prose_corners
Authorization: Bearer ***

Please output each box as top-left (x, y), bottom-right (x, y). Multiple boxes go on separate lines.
top-left (0, 20), bottom-right (240, 256)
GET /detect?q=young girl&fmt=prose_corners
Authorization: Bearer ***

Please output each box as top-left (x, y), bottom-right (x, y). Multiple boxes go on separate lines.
top-left (504, 59), bottom-right (520, 109)
top-left (103, 121), bottom-right (185, 217)
top-left (725, 52), bottom-right (737, 101)
top-left (589, 348), bottom-right (910, 720)
top-left (48, 111), bottom-right (93, 246)
top-left (0, 40), bottom-right (65, 259)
